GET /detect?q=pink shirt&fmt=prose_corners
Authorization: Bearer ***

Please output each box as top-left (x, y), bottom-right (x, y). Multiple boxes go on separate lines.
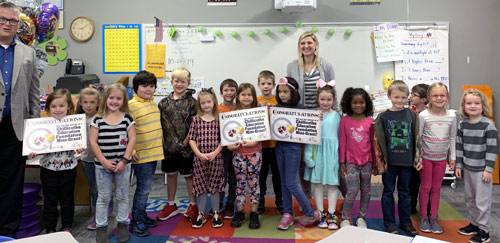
top-left (339, 116), bottom-right (374, 166)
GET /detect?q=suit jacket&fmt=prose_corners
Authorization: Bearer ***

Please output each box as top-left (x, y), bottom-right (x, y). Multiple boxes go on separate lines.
top-left (0, 40), bottom-right (40, 141)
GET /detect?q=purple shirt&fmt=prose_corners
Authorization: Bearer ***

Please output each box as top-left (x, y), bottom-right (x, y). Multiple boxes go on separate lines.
top-left (339, 116), bottom-right (374, 165)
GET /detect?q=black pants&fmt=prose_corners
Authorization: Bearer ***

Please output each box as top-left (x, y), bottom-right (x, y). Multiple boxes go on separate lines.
top-left (0, 118), bottom-right (26, 237)
top-left (220, 148), bottom-right (236, 206)
top-left (40, 167), bottom-right (77, 231)
top-left (259, 148), bottom-right (282, 201)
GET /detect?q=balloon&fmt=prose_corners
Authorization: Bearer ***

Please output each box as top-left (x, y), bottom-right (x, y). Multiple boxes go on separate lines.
top-left (35, 3), bottom-right (59, 43)
top-left (17, 13), bottom-right (36, 46)
top-left (19, 1), bottom-right (40, 19)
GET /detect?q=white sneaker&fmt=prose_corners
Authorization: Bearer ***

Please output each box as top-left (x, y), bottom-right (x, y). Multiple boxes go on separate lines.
top-left (356, 218), bottom-right (367, 228)
top-left (340, 219), bottom-right (351, 228)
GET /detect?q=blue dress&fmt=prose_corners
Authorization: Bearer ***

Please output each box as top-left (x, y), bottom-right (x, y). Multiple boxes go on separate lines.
top-left (303, 111), bottom-right (340, 185)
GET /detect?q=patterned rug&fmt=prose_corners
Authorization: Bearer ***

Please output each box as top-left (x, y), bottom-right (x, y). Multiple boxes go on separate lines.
top-left (108, 196), bottom-right (472, 243)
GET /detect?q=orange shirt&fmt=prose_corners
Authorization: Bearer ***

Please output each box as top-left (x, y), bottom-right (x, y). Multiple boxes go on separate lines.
top-left (218, 103), bottom-right (236, 113)
top-left (257, 95), bottom-right (277, 148)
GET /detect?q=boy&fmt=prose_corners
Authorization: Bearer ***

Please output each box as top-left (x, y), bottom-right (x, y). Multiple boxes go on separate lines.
top-left (218, 78), bottom-right (238, 219)
top-left (157, 68), bottom-right (198, 222)
top-left (128, 71), bottom-right (165, 236)
top-left (256, 70), bottom-right (283, 214)
top-left (373, 80), bottom-right (419, 236)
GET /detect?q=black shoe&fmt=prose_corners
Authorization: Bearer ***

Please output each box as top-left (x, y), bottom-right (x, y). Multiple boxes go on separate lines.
top-left (249, 212), bottom-right (260, 229)
top-left (192, 213), bottom-right (207, 229)
top-left (386, 225), bottom-right (398, 234)
top-left (224, 203), bottom-right (235, 219)
top-left (144, 216), bottom-right (157, 228)
top-left (231, 211), bottom-right (245, 228)
top-left (117, 222), bottom-right (130, 243)
top-left (400, 224), bottom-right (418, 236)
top-left (275, 198), bottom-right (284, 214)
top-left (129, 221), bottom-right (149, 237)
top-left (257, 199), bottom-right (265, 214)
top-left (212, 211), bottom-right (223, 228)
top-left (459, 223), bottom-right (480, 236)
top-left (469, 229), bottom-right (490, 243)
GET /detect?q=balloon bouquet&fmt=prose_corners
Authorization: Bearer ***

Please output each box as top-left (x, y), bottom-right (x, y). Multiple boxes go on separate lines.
top-left (13, 0), bottom-right (59, 78)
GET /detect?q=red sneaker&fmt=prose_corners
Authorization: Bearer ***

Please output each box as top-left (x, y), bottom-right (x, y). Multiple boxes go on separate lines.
top-left (157, 203), bottom-right (179, 221)
top-left (184, 204), bottom-right (198, 222)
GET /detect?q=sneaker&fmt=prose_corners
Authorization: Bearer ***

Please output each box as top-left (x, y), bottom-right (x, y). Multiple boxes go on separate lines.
top-left (429, 217), bottom-right (442, 234)
top-left (59, 227), bottom-right (72, 232)
top-left (298, 210), bottom-right (321, 226)
top-left (469, 229), bottom-right (491, 243)
top-left (327, 213), bottom-right (339, 230)
top-left (129, 221), bottom-right (149, 237)
top-left (157, 203), bottom-right (179, 221)
top-left (419, 216), bottom-right (432, 233)
top-left (96, 226), bottom-right (108, 243)
top-left (117, 222), bottom-right (129, 243)
top-left (144, 216), bottom-right (157, 228)
top-left (400, 224), bottom-right (418, 236)
top-left (231, 211), bottom-right (245, 228)
top-left (257, 199), bottom-right (265, 214)
top-left (317, 211), bottom-right (328, 228)
top-left (87, 218), bottom-right (97, 230)
top-left (212, 211), bottom-right (223, 228)
top-left (224, 203), bottom-right (235, 219)
top-left (459, 223), bottom-right (480, 236)
top-left (275, 198), bottom-right (284, 214)
top-left (356, 217), bottom-right (367, 229)
top-left (387, 225), bottom-right (398, 234)
top-left (249, 211), bottom-right (260, 229)
top-left (192, 213), bottom-right (207, 229)
top-left (184, 204), bottom-right (198, 222)
top-left (340, 219), bottom-right (351, 228)
top-left (277, 213), bottom-right (294, 230)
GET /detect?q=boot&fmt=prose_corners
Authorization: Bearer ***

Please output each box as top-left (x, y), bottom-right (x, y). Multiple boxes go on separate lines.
top-left (118, 222), bottom-right (130, 243)
top-left (96, 226), bottom-right (109, 243)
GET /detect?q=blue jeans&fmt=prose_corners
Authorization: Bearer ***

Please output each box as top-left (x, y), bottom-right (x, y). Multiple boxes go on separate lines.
top-left (382, 165), bottom-right (412, 227)
top-left (95, 164), bottom-right (131, 227)
top-left (131, 161), bottom-right (157, 222)
top-left (275, 142), bottom-right (314, 216)
top-left (82, 161), bottom-right (98, 208)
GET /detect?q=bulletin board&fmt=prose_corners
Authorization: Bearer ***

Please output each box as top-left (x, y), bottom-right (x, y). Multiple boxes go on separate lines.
top-left (103, 24), bottom-right (142, 74)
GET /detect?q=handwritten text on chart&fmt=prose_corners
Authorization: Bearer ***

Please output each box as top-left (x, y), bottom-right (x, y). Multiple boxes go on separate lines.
top-left (373, 23), bottom-right (403, 62)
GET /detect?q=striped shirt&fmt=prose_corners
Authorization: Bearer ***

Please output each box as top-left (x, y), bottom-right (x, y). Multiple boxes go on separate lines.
top-left (418, 109), bottom-right (457, 161)
top-left (303, 67), bottom-right (320, 109)
top-left (456, 116), bottom-right (498, 172)
top-left (91, 113), bottom-right (135, 167)
top-left (129, 95), bottom-right (164, 164)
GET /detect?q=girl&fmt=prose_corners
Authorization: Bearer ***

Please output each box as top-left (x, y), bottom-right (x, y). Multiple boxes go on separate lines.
top-left (90, 84), bottom-right (136, 243)
top-left (75, 87), bottom-right (101, 230)
top-left (188, 88), bottom-right (225, 229)
top-left (338, 87), bottom-right (376, 229)
top-left (415, 83), bottom-right (456, 234)
top-left (29, 88), bottom-right (85, 233)
top-left (456, 89), bottom-right (497, 243)
top-left (275, 77), bottom-right (320, 231)
top-left (304, 80), bottom-right (341, 230)
top-left (228, 83), bottom-right (262, 229)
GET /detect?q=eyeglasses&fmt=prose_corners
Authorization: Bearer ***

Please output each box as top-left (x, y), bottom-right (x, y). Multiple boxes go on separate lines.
top-left (0, 17), bottom-right (20, 25)
top-left (411, 93), bottom-right (420, 98)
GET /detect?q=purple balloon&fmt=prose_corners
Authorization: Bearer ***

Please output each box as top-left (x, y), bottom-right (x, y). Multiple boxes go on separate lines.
top-left (35, 3), bottom-right (59, 43)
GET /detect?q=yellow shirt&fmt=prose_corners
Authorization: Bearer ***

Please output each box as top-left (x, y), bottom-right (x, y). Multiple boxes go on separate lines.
top-left (257, 95), bottom-right (277, 148)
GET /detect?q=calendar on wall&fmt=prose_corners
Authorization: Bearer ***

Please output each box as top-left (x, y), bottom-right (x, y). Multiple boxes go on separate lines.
top-left (103, 24), bottom-right (142, 74)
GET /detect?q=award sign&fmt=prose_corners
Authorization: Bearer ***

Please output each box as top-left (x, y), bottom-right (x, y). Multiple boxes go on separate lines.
top-left (270, 107), bottom-right (321, 144)
top-left (219, 106), bottom-right (270, 146)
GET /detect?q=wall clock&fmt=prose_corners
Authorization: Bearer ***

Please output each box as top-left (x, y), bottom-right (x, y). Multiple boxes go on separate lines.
top-left (69, 16), bottom-right (95, 42)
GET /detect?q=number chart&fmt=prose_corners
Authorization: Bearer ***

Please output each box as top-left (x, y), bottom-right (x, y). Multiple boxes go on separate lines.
top-left (103, 24), bottom-right (142, 73)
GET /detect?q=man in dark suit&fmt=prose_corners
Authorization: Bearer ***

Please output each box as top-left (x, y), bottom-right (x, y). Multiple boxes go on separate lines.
top-left (0, 2), bottom-right (40, 237)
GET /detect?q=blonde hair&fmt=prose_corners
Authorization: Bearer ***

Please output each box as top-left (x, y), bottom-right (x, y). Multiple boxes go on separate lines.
top-left (171, 67), bottom-right (191, 83)
top-left (196, 90), bottom-right (219, 120)
top-left (257, 70), bottom-right (275, 85)
top-left (98, 84), bottom-right (129, 116)
top-left (387, 80), bottom-right (409, 96)
top-left (236, 83), bottom-right (257, 109)
top-left (459, 88), bottom-right (491, 118)
top-left (76, 87), bottom-right (101, 114)
top-left (45, 88), bottom-right (74, 115)
top-left (427, 82), bottom-right (449, 108)
top-left (297, 31), bottom-right (321, 72)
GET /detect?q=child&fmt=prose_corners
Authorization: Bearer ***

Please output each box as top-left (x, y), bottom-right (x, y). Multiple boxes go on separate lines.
top-left (218, 78), bottom-right (238, 219)
top-left (415, 83), bottom-right (456, 234)
top-left (275, 77), bottom-right (320, 230)
top-left (409, 83), bottom-right (429, 214)
top-left (228, 83), bottom-right (262, 229)
top-left (456, 88), bottom-right (497, 243)
top-left (157, 67), bottom-right (198, 222)
top-left (339, 87), bottom-right (376, 229)
top-left (256, 70), bottom-right (283, 214)
top-left (90, 84), bottom-right (136, 243)
top-left (29, 89), bottom-right (85, 234)
top-left (304, 80), bottom-right (340, 230)
top-left (128, 71), bottom-right (165, 236)
top-left (188, 88), bottom-right (225, 228)
top-left (75, 87), bottom-right (101, 230)
top-left (373, 80), bottom-right (419, 236)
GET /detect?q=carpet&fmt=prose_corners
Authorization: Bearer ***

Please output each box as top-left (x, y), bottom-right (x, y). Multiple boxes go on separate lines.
top-left (108, 196), bottom-right (472, 243)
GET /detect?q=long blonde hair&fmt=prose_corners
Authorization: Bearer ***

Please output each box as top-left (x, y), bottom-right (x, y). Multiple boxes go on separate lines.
top-left (76, 87), bottom-right (101, 114)
top-left (459, 88), bottom-right (491, 118)
top-left (196, 89), bottom-right (219, 120)
top-left (98, 84), bottom-right (129, 116)
top-left (297, 31), bottom-right (321, 71)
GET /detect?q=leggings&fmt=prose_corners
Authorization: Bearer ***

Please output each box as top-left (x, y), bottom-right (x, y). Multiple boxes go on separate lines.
top-left (342, 162), bottom-right (372, 219)
top-left (313, 183), bottom-right (338, 214)
top-left (419, 158), bottom-right (446, 217)
top-left (233, 151), bottom-right (262, 206)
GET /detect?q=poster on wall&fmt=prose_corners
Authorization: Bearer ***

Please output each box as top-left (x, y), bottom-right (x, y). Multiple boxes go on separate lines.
top-left (208, 0), bottom-right (237, 6)
top-left (219, 107), bottom-right (270, 146)
top-left (373, 23), bottom-right (403, 62)
top-left (269, 107), bottom-right (321, 144)
top-left (22, 114), bottom-right (87, 155)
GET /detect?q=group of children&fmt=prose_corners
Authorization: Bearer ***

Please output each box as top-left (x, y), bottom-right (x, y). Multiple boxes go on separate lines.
top-left (34, 67), bottom-right (496, 243)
